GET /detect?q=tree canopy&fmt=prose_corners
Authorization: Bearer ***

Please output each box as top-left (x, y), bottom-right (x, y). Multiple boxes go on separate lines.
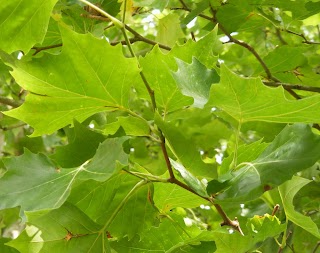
top-left (0, 0), bottom-right (320, 252)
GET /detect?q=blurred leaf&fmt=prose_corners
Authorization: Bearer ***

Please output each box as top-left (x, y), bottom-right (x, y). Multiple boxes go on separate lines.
top-left (157, 13), bottom-right (184, 47)
top-left (279, 176), bottom-right (320, 238)
top-left (103, 115), bottom-right (150, 136)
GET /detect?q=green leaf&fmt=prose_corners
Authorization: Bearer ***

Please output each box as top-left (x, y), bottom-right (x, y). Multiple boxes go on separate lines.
top-left (50, 121), bottom-right (105, 168)
top-left (103, 115), bottom-right (150, 136)
top-left (7, 203), bottom-right (107, 253)
top-left (153, 183), bottom-right (206, 212)
top-left (155, 113), bottom-right (216, 178)
top-left (0, 139), bottom-right (128, 212)
top-left (171, 159), bottom-right (209, 197)
top-left (216, 124), bottom-right (320, 203)
top-left (208, 65), bottom-right (320, 123)
top-left (139, 46), bottom-right (193, 113)
top-left (255, 46), bottom-right (307, 75)
top-left (0, 238), bottom-right (19, 253)
top-left (69, 174), bottom-right (157, 239)
top-left (172, 57), bottom-right (220, 108)
top-left (157, 13), bottom-right (184, 48)
top-left (2, 25), bottom-right (140, 136)
top-left (279, 176), bottom-right (320, 238)
top-left (111, 214), bottom-right (208, 252)
top-left (246, 214), bottom-right (286, 241)
top-left (0, 0), bottom-right (58, 54)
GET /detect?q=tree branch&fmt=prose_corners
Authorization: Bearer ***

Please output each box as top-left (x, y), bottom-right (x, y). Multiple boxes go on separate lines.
top-left (0, 96), bottom-right (23, 107)
top-left (81, 13), bottom-right (171, 51)
top-left (285, 29), bottom-right (320, 45)
top-left (32, 43), bottom-right (62, 56)
top-left (263, 81), bottom-right (320, 93)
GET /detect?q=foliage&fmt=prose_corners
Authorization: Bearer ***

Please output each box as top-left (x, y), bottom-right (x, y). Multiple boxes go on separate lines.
top-left (0, 0), bottom-right (320, 252)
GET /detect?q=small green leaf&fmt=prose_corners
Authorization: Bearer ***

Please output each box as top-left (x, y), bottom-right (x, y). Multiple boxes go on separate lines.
top-left (157, 13), bottom-right (184, 48)
top-left (172, 57), bottom-right (220, 108)
top-left (153, 183), bottom-right (206, 212)
top-left (279, 176), bottom-right (320, 238)
top-left (208, 65), bottom-right (320, 123)
top-left (103, 115), bottom-right (150, 136)
top-left (246, 214), bottom-right (286, 241)
top-left (171, 159), bottom-right (209, 197)
top-left (0, 0), bottom-right (58, 54)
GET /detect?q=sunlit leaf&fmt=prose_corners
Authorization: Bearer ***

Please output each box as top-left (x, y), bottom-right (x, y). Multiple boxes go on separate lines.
top-left (208, 65), bottom-right (320, 123)
top-left (1, 25), bottom-right (141, 136)
top-left (0, 0), bottom-right (58, 54)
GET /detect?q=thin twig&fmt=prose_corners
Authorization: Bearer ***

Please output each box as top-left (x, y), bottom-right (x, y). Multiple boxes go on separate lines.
top-left (171, 7), bottom-right (212, 21)
top-left (81, 13), bottom-right (171, 51)
top-left (285, 29), bottom-right (320, 45)
top-left (278, 230), bottom-right (293, 253)
top-left (313, 241), bottom-right (320, 253)
top-left (32, 43), bottom-right (62, 56)
top-left (80, 0), bottom-right (244, 235)
top-left (0, 96), bottom-right (23, 107)
top-left (178, 0), bottom-right (196, 41)
top-left (263, 81), bottom-right (320, 93)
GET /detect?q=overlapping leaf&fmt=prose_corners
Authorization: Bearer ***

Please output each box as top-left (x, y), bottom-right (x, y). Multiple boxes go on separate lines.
top-left (0, 0), bottom-right (58, 54)
top-left (153, 183), bottom-right (206, 212)
top-left (279, 176), bottom-right (320, 238)
top-left (139, 28), bottom-right (221, 113)
top-left (7, 203), bottom-right (107, 253)
top-left (1, 26), bottom-right (141, 136)
top-left (208, 65), bottom-right (320, 123)
top-left (69, 173), bottom-right (158, 239)
top-left (215, 124), bottom-right (320, 203)
top-left (0, 139), bottom-right (128, 212)
top-left (172, 57), bottom-right (219, 108)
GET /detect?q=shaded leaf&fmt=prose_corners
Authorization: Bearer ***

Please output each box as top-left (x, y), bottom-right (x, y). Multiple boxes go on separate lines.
top-left (50, 121), bottom-right (105, 168)
top-left (208, 65), bottom-right (320, 123)
top-left (172, 57), bottom-right (219, 108)
top-left (103, 115), bottom-right (150, 136)
top-left (110, 214), bottom-right (208, 252)
top-left (69, 173), bottom-right (158, 239)
top-left (0, 139), bottom-right (128, 212)
top-left (2, 25), bottom-right (140, 136)
top-left (171, 159), bottom-right (209, 197)
top-left (216, 124), bottom-right (320, 203)
top-left (155, 113), bottom-right (216, 178)
top-left (279, 176), bottom-right (320, 238)
top-left (7, 203), bottom-right (107, 253)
